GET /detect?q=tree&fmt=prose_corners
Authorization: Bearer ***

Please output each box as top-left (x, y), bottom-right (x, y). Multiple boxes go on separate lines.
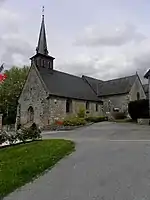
top-left (0, 66), bottom-right (29, 124)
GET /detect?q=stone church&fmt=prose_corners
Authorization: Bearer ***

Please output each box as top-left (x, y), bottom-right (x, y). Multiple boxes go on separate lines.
top-left (17, 13), bottom-right (146, 128)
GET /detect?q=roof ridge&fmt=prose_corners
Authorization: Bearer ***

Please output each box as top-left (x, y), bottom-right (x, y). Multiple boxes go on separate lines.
top-left (100, 74), bottom-right (137, 84)
top-left (53, 69), bottom-right (84, 79)
top-left (82, 75), bottom-right (103, 82)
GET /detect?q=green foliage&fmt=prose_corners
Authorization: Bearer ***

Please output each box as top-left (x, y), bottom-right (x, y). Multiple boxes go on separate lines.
top-left (0, 66), bottom-right (29, 125)
top-left (77, 107), bottom-right (85, 118)
top-left (27, 123), bottom-right (42, 141)
top-left (85, 116), bottom-right (107, 123)
top-left (128, 99), bottom-right (149, 120)
top-left (16, 128), bottom-right (30, 143)
top-left (0, 140), bottom-right (75, 197)
top-left (0, 123), bottom-right (41, 145)
top-left (0, 130), bottom-right (7, 144)
top-left (63, 117), bottom-right (86, 126)
top-left (16, 123), bottom-right (42, 143)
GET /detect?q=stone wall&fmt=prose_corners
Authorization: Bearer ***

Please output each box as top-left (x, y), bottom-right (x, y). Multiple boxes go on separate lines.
top-left (48, 98), bottom-right (104, 123)
top-left (129, 76), bottom-right (146, 101)
top-left (18, 66), bottom-right (104, 128)
top-left (102, 76), bottom-right (146, 113)
top-left (18, 65), bottom-right (48, 127)
top-left (49, 97), bottom-right (66, 123)
top-left (102, 94), bottom-right (129, 113)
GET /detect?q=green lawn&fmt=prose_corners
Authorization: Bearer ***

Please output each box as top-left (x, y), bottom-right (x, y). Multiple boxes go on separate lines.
top-left (0, 139), bottom-right (75, 197)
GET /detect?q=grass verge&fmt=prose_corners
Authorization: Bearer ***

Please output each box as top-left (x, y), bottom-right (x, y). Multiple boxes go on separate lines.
top-left (0, 139), bottom-right (75, 198)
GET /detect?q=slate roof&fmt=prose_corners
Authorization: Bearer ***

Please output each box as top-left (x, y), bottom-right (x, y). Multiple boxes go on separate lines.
top-left (36, 14), bottom-right (48, 55)
top-left (82, 75), bottom-right (104, 94)
top-left (98, 75), bottom-right (137, 97)
top-left (36, 65), bottom-right (101, 102)
top-left (143, 84), bottom-right (148, 98)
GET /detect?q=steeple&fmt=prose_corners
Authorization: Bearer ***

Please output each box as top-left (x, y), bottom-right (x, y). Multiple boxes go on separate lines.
top-left (31, 7), bottom-right (55, 70)
top-left (36, 6), bottom-right (48, 55)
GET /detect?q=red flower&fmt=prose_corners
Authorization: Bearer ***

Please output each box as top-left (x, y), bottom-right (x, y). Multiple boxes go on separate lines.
top-left (0, 73), bottom-right (7, 82)
top-left (56, 120), bottom-right (63, 125)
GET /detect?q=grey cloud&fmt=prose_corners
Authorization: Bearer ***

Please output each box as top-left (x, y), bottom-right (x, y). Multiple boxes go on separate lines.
top-left (57, 59), bottom-right (98, 78)
top-left (57, 46), bottom-right (150, 84)
top-left (0, 8), bottom-right (33, 68)
top-left (0, 0), bottom-right (6, 6)
top-left (75, 23), bottom-right (146, 47)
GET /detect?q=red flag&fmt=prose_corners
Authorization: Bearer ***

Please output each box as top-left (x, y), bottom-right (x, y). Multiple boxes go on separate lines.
top-left (0, 73), bottom-right (7, 82)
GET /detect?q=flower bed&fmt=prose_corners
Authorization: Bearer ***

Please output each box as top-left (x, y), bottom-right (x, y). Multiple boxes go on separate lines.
top-left (0, 123), bottom-right (42, 148)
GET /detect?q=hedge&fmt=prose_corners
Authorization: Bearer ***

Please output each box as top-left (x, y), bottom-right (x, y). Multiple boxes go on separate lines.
top-left (128, 99), bottom-right (149, 120)
top-left (63, 117), bottom-right (86, 126)
top-left (85, 116), bottom-right (107, 123)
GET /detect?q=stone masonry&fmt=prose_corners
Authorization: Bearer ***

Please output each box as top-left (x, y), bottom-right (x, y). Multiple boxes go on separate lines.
top-left (18, 66), bottom-right (103, 128)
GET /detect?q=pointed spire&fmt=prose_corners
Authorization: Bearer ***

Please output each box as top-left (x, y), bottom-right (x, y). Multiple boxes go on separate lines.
top-left (36, 6), bottom-right (49, 55)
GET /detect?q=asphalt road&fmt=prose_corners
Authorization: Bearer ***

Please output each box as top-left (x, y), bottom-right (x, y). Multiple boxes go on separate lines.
top-left (4, 122), bottom-right (150, 200)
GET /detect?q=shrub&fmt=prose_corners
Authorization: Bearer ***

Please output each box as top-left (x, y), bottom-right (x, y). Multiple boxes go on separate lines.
top-left (6, 133), bottom-right (17, 145)
top-left (128, 99), bottom-right (149, 120)
top-left (16, 123), bottom-right (42, 143)
top-left (63, 117), bottom-right (86, 126)
top-left (16, 128), bottom-right (29, 143)
top-left (0, 130), bottom-right (7, 144)
top-left (85, 116), bottom-right (107, 123)
top-left (77, 107), bottom-right (85, 118)
top-left (28, 123), bottom-right (42, 141)
top-left (112, 112), bottom-right (126, 120)
top-left (55, 120), bottom-right (63, 126)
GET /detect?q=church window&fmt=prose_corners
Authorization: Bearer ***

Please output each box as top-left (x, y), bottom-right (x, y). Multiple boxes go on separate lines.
top-left (86, 101), bottom-right (89, 110)
top-left (49, 62), bottom-right (51, 69)
top-left (42, 59), bottom-right (45, 67)
top-left (66, 99), bottom-right (72, 113)
top-left (137, 92), bottom-right (140, 100)
top-left (96, 103), bottom-right (98, 112)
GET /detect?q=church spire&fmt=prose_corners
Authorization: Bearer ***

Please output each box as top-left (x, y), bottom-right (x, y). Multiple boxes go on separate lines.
top-left (36, 6), bottom-right (48, 55)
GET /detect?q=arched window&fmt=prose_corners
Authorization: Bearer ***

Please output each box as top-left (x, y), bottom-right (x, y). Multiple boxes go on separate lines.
top-left (86, 101), bottom-right (89, 110)
top-left (27, 106), bottom-right (34, 122)
top-left (49, 62), bottom-right (51, 69)
top-left (66, 99), bottom-right (72, 113)
top-left (137, 92), bottom-right (140, 100)
top-left (96, 103), bottom-right (98, 112)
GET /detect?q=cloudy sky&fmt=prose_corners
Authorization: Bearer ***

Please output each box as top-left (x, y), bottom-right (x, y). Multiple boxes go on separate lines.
top-left (1, 0), bottom-right (150, 82)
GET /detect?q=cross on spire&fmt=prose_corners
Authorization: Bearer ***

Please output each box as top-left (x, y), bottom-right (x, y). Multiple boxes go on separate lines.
top-left (42, 6), bottom-right (44, 17)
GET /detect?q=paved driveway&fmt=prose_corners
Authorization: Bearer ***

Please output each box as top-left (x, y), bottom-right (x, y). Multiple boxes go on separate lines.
top-left (4, 122), bottom-right (150, 200)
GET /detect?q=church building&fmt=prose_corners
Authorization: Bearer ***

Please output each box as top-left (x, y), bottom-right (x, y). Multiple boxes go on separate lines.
top-left (17, 12), bottom-right (146, 128)
top-left (17, 13), bottom-right (103, 128)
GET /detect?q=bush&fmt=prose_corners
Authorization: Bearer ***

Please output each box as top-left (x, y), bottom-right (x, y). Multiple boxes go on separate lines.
top-left (112, 112), bottom-right (126, 120)
top-left (6, 133), bottom-right (17, 145)
top-left (16, 123), bottom-right (42, 143)
top-left (85, 116), bottom-right (107, 123)
top-left (0, 123), bottom-right (42, 145)
top-left (77, 107), bottom-right (85, 118)
top-left (16, 128), bottom-right (29, 143)
top-left (28, 123), bottom-right (42, 140)
top-left (0, 130), bottom-right (7, 144)
top-left (63, 117), bottom-right (86, 126)
top-left (128, 99), bottom-right (149, 120)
